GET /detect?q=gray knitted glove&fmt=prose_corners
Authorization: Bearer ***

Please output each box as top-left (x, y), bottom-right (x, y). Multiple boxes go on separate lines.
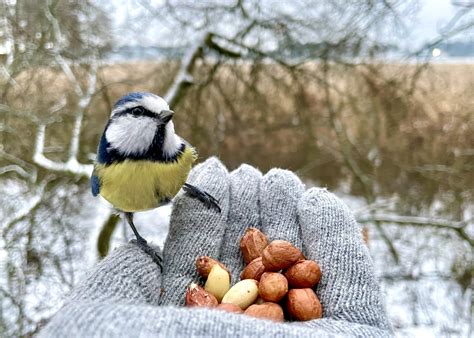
top-left (40, 158), bottom-right (392, 337)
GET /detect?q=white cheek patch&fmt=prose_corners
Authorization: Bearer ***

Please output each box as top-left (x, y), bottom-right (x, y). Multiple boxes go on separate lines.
top-left (106, 115), bottom-right (157, 155)
top-left (163, 121), bottom-right (183, 157)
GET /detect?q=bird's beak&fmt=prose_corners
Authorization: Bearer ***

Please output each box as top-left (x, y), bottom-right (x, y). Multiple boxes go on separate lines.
top-left (159, 109), bottom-right (174, 124)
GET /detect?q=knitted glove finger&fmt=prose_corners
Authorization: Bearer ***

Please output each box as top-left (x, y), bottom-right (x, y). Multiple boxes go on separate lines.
top-left (69, 243), bottom-right (162, 306)
top-left (297, 188), bottom-right (392, 330)
top-left (260, 169), bottom-right (305, 250)
top-left (219, 164), bottom-right (262, 281)
top-left (159, 157), bottom-right (230, 306)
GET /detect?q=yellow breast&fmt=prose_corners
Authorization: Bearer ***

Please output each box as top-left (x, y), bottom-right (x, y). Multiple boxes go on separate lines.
top-left (95, 147), bottom-right (196, 212)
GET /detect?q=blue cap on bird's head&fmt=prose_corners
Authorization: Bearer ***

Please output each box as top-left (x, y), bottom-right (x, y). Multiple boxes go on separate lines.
top-left (113, 92), bottom-right (147, 108)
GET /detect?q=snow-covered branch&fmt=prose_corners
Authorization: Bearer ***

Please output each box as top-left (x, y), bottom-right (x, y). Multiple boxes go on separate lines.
top-left (33, 124), bottom-right (93, 177)
top-left (31, 93), bottom-right (93, 177)
top-left (0, 148), bottom-right (37, 182)
top-left (0, 64), bottom-right (18, 87)
top-left (357, 214), bottom-right (473, 246)
top-left (357, 214), bottom-right (467, 229)
top-left (31, 1), bottom-right (98, 178)
top-left (44, 0), bottom-right (82, 97)
top-left (68, 62), bottom-right (97, 163)
top-left (165, 32), bottom-right (210, 107)
top-left (0, 165), bottom-right (30, 179)
top-left (2, 2), bottom-right (15, 69)
top-left (32, 70), bottom-right (95, 177)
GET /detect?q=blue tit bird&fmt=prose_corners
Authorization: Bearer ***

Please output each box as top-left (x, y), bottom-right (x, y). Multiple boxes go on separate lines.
top-left (91, 92), bottom-right (220, 266)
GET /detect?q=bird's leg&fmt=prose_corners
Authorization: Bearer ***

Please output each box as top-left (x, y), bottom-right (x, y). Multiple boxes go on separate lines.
top-left (183, 183), bottom-right (221, 212)
top-left (125, 212), bottom-right (163, 270)
top-left (125, 212), bottom-right (147, 244)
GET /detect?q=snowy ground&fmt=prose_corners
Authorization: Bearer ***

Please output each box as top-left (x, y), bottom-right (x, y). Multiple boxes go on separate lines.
top-left (0, 180), bottom-right (472, 337)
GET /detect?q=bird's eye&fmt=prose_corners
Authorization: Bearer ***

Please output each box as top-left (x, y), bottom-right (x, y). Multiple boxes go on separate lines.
top-left (131, 107), bottom-right (143, 115)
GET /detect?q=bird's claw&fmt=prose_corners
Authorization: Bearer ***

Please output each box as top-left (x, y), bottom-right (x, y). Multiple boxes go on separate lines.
top-left (183, 183), bottom-right (221, 212)
top-left (202, 192), bottom-right (221, 212)
top-left (130, 238), bottom-right (163, 271)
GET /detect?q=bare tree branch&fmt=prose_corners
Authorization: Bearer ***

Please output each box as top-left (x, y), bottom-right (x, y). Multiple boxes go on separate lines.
top-left (0, 148), bottom-right (37, 182)
top-left (357, 214), bottom-right (473, 246)
top-left (357, 215), bottom-right (469, 229)
top-left (33, 123), bottom-right (93, 176)
top-left (68, 62), bottom-right (97, 163)
top-left (44, 0), bottom-right (83, 97)
top-left (30, 2), bottom-right (99, 177)
top-left (165, 32), bottom-right (210, 107)
top-left (0, 165), bottom-right (30, 179)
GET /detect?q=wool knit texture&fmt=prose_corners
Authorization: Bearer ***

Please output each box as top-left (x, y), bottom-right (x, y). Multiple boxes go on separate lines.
top-left (40, 157), bottom-right (393, 337)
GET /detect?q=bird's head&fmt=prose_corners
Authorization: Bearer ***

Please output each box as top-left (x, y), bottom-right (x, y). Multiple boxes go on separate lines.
top-left (105, 92), bottom-right (181, 157)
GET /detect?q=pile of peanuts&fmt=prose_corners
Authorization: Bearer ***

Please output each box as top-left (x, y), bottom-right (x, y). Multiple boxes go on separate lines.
top-left (185, 228), bottom-right (323, 322)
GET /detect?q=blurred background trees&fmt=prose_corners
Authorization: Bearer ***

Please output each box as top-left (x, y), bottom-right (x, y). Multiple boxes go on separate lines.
top-left (0, 0), bottom-right (473, 336)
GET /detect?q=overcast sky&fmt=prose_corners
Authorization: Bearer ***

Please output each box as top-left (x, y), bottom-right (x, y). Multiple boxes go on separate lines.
top-left (416, 0), bottom-right (458, 39)
top-left (108, 0), bottom-right (470, 48)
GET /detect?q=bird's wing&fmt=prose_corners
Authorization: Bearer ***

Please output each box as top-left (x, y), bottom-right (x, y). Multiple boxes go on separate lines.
top-left (90, 172), bottom-right (101, 196)
top-left (91, 127), bottom-right (111, 197)
top-left (97, 131), bottom-right (113, 164)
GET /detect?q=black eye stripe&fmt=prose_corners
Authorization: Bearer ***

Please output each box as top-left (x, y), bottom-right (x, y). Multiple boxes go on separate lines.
top-left (140, 109), bottom-right (158, 118)
top-left (114, 106), bottom-right (157, 119)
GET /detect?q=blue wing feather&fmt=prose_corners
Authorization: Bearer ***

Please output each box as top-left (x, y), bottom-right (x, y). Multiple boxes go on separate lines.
top-left (97, 130), bottom-right (112, 164)
top-left (91, 127), bottom-right (110, 197)
top-left (91, 174), bottom-right (100, 196)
